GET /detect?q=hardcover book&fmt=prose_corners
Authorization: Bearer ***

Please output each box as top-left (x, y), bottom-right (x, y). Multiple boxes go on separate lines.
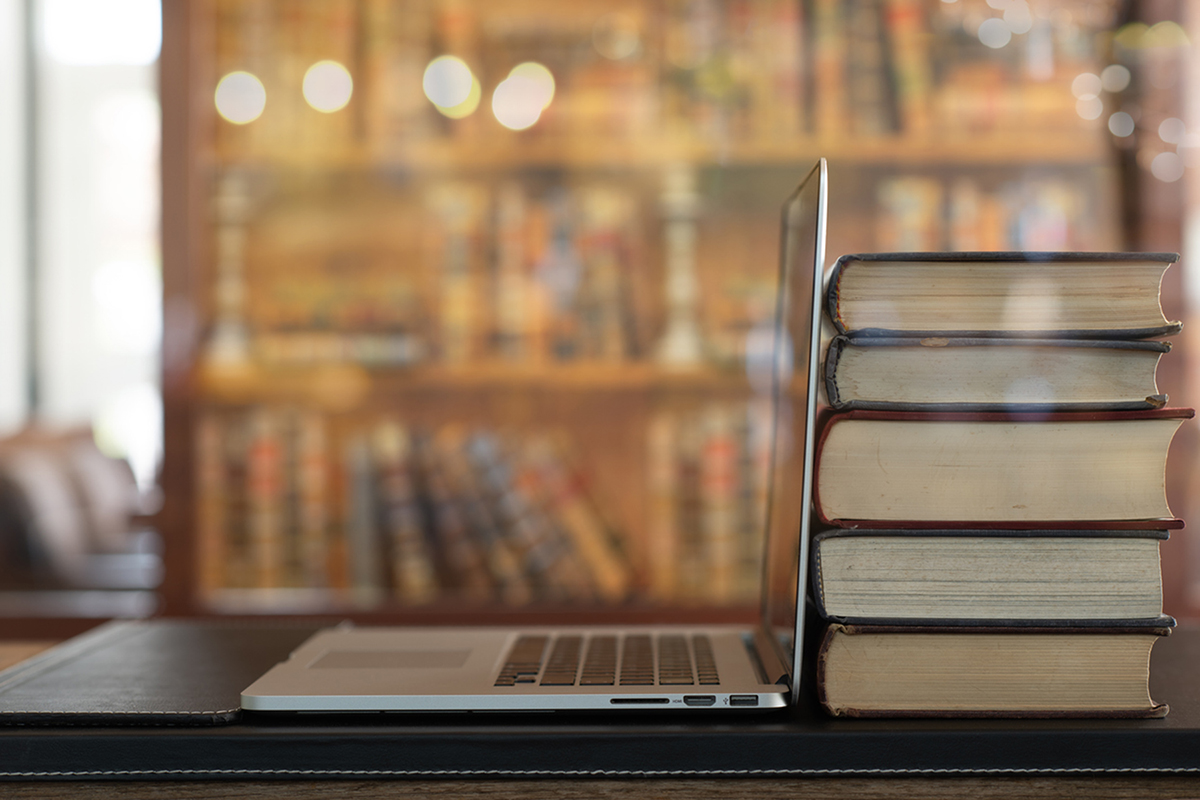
top-left (825, 251), bottom-right (1181, 338)
top-left (811, 528), bottom-right (1168, 624)
top-left (824, 335), bottom-right (1170, 411)
top-left (813, 408), bottom-right (1193, 527)
top-left (817, 623), bottom-right (1172, 718)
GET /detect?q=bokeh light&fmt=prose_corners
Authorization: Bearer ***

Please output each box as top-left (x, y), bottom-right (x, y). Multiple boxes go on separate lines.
top-left (423, 56), bottom-right (475, 108)
top-left (1144, 21), bottom-right (1190, 49)
top-left (1159, 118), bottom-right (1186, 145)
top-left (303, 60), bottom-right (353, 113)
top-left (1150, 151), bottom-right (1185, 182)
top-left (977, 18), bottom-right (1011, 49)
top-left (1071, 73), bottom-right (1102, 100)
top-left (438, 77), bottom-right (481, 119)
top-left (492, 76), bottom-right (546, 131)
top-left (491, 63), bottom-right (555, 131)
top-left (509, 63), bottom-right (556, 109)
top-left (1076, 97), bottom-right (1103, 121)
top-left (1108, 111), bottom-right (1135, 137)
top-left (1003, 1), bottom-right (1033, 35)
top-left (214, 71), bottom-right (266, 124)
top-left (1101, 64), bottom-right (1132, 93)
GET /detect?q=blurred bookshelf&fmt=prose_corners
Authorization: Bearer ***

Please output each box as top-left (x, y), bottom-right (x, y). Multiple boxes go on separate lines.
top-left (160, 0), bottom-right (1133, 620)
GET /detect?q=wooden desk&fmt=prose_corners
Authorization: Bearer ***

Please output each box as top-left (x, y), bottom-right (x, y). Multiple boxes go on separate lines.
top-left (0, 642), bottom-right (54, 672)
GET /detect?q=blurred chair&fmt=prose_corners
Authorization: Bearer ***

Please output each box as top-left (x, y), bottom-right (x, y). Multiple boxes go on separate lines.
top-left (0, 429), bottom-right (161, 592)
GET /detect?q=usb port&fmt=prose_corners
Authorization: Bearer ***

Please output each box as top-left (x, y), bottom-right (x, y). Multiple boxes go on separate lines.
top-left (729, 695), bottom-right (759, 707)
top-left (683, 695), bottom-right (716, 707)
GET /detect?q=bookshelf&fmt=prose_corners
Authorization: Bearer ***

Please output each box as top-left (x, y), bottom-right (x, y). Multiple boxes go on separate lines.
top-left (160, 0), bottom-right (1129, 619)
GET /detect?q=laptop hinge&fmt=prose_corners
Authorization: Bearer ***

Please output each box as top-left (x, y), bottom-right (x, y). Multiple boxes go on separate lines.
top-left (751, 629), bottom-right (790, 686)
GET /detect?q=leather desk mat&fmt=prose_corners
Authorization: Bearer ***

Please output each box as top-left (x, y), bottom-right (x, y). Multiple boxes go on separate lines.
top-left (0, 620), bottom-right (1198, 780)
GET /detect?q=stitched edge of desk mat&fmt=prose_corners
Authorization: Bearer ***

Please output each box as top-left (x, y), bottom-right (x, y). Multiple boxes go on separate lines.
top-left (4, 767), bottom-right (1200, 779)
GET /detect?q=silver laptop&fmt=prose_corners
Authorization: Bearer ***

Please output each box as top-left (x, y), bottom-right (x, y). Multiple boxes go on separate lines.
top-left (241, 159), bottom-right (828, 713)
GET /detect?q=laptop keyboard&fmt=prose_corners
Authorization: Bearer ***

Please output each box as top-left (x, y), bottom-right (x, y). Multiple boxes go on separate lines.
top-left (494, 634), bottom-right (721, 687)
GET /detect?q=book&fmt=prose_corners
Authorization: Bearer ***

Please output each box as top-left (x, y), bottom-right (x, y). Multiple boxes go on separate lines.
top-left (811, 529), bottom-right (1168, 624)
top-left (814, 408), bottom-right (1193, 527)
top-left (817, 624), bottom-right (1171, 718)
top-left (826, 252), bottom-right (1182, 338)
top-left (824, 335), bottom-right (1171, 411)
top-left (343, 435), bottom-right (385, 604)
top-left (371, 421), bottom-right (438, 604)
top-left (246, 408), bottom-right (284, 589)
top-left (411, 431), bottom-right (495, 602)
top-left (523, 436), bottom-right (632, 603)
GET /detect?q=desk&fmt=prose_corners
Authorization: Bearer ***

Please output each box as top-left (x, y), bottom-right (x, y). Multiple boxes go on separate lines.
top-left (5, 774), bottom-right (1200, 798)
top-left (1, 626), bottom-right (1199, 799)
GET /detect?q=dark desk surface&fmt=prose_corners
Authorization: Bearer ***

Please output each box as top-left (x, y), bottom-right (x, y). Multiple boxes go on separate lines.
top-left (1, 622), bottom-right (1198, 798)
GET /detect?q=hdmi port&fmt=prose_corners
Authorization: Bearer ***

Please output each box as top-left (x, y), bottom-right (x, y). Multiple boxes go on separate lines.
top-left (684, 695), bottom-right (716, 707)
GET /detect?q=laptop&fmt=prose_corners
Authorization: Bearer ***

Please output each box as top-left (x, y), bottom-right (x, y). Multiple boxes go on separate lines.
top-left (241, 159), bottom-right (828, 713)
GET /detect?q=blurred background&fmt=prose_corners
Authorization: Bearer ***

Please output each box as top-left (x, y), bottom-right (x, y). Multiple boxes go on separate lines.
top-left (1, 0), bottom-right (1199, 635)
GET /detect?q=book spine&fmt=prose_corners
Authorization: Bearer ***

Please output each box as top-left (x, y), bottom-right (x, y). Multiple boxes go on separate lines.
top-left (507, 438), bottom-right (599, 603)
top-left (413, 432), bottom-right (493, 601)
top-left (372, 420), bottom-right (438, 604)
top-left (646, 411), bottom-right (679, 601)
top-left (344, 434), bottom-right (385, 605)
top-left (527, 437), bottom-right (632, 603)
top-left (246, 408), bottom-right (284, 589)
top-left (195, 413), bottom-right (228, 598)
top-left (700, 404), bottom-right (738, 603)
top-left (296, 411), bottom-right (331, 589)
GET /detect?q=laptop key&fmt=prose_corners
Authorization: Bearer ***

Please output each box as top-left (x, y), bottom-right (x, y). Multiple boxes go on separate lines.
top-left (579, 635), bottom-right (617, 685)
top-left (693, 635), bottom-right (720, 685)
top-left (657, 635), bottom-right (695, 686)
top-left (540, 635), bottom-right (583, 686)
top-left (494, 635), bottom-right (550, 687)
top-left (619, 636), bottom-right (654, 686)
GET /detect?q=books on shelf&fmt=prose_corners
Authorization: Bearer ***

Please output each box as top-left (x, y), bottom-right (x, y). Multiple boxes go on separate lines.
top-left (195, 409), bottom-right (637, 609)
top-left (210, 0), bottom-right (1114, 166)
top-left (645, 401), bottom-right (771, 605)
top-left (811, 249), bottom-right (1188, 718)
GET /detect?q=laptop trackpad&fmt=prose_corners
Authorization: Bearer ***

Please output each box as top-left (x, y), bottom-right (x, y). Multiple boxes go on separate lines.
top-left (310, 650), bottom-right (472, 669)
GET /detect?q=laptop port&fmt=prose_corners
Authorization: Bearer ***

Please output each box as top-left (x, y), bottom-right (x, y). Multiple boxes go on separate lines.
top-left (729, 695), bottom-right (759, 707)
top-left (610, 698), bottom-right (669, 704)
top-left (684, 695), bottom-right (716, 707)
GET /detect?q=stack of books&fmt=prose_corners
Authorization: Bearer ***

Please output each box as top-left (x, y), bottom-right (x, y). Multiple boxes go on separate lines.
top-left (810, 252), bottom-right (1191, 718)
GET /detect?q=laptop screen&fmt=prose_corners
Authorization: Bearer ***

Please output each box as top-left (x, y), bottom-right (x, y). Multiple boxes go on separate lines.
top-left (760, 160), bottom-right (827, 699)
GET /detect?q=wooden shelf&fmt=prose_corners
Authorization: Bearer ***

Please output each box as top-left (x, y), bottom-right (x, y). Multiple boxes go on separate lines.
top-left (196, 360), bottom-right (762, 408)
top-left (209, 131), bottom-right (1115, 174)
top-left (198, 592), bottom-right (759, 626)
